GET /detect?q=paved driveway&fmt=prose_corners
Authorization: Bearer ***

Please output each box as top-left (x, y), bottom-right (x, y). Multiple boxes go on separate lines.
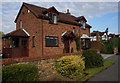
top-left (101, 54), bottom-right (114, 59)
top-left (86, 55), bottom-right (119, 82)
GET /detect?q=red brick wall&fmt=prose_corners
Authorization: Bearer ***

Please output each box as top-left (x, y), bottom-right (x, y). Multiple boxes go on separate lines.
top-left (15, 5), bottom-right (90, 57)
top-left (16, 6), bottom-right (42, 57)
top-left (1, 52), bottom-right (82, 65)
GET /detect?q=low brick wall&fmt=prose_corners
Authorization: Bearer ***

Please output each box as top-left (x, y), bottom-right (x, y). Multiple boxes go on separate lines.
top-left (1, 52), bottom-right (82, 81)
top-left (1, 52), bottom-right (82, 65)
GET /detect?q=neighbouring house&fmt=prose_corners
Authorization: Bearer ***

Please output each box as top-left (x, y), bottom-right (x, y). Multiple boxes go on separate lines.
top-left (108, 33), bottom-right (120, 39)
top-left (91, 31), bottom-right (108, 41)
top-left (2, 2), bottom-right (92, 58)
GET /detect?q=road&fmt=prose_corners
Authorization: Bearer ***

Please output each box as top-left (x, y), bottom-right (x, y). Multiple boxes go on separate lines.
top-left (86, 55), bottom-right (119, 82)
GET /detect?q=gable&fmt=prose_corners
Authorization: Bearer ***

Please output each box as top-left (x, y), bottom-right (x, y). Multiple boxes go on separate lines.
top-left (3, 29), bottom-right (30, 37)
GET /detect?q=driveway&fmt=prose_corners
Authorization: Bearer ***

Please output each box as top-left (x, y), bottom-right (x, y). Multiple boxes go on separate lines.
top-left (86, 55), bottom-right (119, 82)
top-left (101, 54), bottom-right (114, 59)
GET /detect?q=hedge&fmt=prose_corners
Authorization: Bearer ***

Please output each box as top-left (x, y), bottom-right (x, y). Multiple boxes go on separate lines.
top-left (2, 64), bottom-right (38, 81)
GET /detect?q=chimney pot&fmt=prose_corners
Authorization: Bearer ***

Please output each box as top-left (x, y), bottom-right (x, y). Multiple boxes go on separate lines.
top-left (66, 9), bottom-right (70, 15)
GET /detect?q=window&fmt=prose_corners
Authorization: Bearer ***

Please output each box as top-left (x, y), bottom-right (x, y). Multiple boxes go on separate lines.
top-left (73, 27), bottom-right (75, 33)
top-left (28, 10), bottom-right (30, 13)
top-left (12, 38), bottom-right (19, 48)
top-left (79, 21), bottom-right (86, 29)
top-left (20, 20), bottom-right (22, 28)
top-left (32, 36), bottom-right (35, 47)
top-left (79, 21), bottom-right (84, 25)
top-left (49, 13), bottom-right (57, 24)
top-left (22, 40), bottom-right (27, 48)
top-left (45, 13), bottom-right (48, 16)
top-left (45, 36), bottom-right (58, 47)
top-left (81, 23), bottom-right (86, 29)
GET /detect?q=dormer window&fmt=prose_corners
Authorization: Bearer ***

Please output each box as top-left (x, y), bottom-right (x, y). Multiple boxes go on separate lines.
top-left (79, 21), bottom-right (86, 29)
top-left (79, 21), bottom-right (85, 25)
top-left (49, 13), bottom-right (57, 24)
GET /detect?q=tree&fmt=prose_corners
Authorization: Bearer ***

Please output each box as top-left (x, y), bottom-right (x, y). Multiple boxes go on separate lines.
top-left (105, 28), bottom-right (108, 40)
top-left (0, 31), bottom-right (4, 38)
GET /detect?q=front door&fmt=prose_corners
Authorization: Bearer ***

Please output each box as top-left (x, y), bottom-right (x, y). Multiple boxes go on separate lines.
top-left (64, 40), bottom-right (70, 53)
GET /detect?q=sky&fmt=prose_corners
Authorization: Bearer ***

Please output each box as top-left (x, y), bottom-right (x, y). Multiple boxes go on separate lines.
top-left (1, 1), bottom-right (119, 34)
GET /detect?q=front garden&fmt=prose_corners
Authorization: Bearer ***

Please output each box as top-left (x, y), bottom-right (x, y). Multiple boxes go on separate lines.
top-left (2, 49), bottom-right (116, 82)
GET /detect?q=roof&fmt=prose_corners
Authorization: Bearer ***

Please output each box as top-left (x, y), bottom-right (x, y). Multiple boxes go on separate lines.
top-left (108, 33), bottom-right (120, 37)
top-left (81, 34), bottom-right (91, 39)
top-left (62, 31), bottom-right (76, 38)
top-left (76, 16), bottom-right (87, 22)
top-left (3, 29), bottom-right (30, 38)
top-left (91, 31), bottom-right (105, 36)
top-left (15, 2), bottom-right (91, 28)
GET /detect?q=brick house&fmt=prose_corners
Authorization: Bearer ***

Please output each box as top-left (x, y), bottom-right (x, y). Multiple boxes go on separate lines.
top-left (2, 2), bottom-right (92, 58)
top-left (91, 31), bottom-right (107, 41)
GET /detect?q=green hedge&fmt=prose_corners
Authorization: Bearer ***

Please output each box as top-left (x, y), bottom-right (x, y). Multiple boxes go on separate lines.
top-left (82, 49), bottom-right (103, 68)
top-left (55, 55), bottom-right (85, 79)
top-left (2, 64), bottom-right (38, 81)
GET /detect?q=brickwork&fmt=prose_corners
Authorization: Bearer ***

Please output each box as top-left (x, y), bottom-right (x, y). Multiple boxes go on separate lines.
top-left (16, 6), bottom-right (42, 57)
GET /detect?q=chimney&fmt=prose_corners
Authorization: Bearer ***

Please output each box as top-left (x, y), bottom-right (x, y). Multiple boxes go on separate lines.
top-left (66, 9), bottom-right (71, 15)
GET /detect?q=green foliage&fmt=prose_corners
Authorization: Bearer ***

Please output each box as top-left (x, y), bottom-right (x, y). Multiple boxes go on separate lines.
top-left (71, 48), bottom-right (74, 53)
top-left (55, 55), bottom-right (85, 78)
top-left (103, 38), bottom-right (120, 54)
top-left (63, 48), bottom-right (66, 53)
top-left (2, 64), bottom-right (38, 81)
top-left (75, 37), bottom-right (80, 51)
top-left (82, 49), bottom-right (103, 68)
top-left (0, 31), bottom-right (4, 38)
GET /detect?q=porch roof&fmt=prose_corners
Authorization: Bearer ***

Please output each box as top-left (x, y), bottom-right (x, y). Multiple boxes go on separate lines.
top-left (62, 31), bottom-right (76, 38)
top-left (3, 29), bottom-right (30, 38)
top-left (81, 34), bottom-right (91, 39)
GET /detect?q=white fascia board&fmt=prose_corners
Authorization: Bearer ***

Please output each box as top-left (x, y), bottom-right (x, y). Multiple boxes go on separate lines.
top-left (61, 31), bottom-right (67, 36)
top-left (22, 29), bottom-right (30, 36)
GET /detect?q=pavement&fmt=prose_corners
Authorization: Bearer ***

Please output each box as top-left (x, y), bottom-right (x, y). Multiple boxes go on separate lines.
top-left (86, 55), bottom-right (119, 82)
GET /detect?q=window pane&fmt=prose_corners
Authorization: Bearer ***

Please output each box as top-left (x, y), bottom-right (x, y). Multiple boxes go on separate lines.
top-left (46, 37), bottom-right (58, 46)
top-left (20, 20), bottom-right (22, 28)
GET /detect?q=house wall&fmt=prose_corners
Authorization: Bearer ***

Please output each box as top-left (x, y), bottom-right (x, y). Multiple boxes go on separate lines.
top-left (15, 5), bottom-right (91, 57)
top-left (42, 20), bottom-right (80, 55)
top-left (16, 6), bottom-right (42, 57)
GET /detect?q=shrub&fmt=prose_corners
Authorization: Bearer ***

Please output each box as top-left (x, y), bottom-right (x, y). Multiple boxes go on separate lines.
top-left (82, 49), bottom-right (103, 68)
top-left (55, 55), bottom-right (85, 78)
top-left (2, 64), bottom-right (38, 81)
top-left (71, 48), bottom-right (74, 53)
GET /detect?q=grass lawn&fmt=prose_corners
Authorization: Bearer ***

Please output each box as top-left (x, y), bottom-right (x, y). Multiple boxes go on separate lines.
top-left (79, 60), bottom-right (116, 81)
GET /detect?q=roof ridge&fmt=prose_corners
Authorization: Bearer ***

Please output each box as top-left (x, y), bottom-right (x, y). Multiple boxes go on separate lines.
top-left (23, 2), bottom-right (77, 18)
top-left (23, 2), bottom-right (47, 10)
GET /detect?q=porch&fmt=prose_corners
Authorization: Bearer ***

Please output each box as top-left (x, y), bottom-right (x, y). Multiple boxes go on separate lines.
top-left (2, 29), bottom-right (30, 58)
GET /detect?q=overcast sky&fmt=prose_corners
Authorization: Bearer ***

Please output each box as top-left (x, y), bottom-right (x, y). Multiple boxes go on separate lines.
top-left (1, 1), bottom-right (119, 34)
